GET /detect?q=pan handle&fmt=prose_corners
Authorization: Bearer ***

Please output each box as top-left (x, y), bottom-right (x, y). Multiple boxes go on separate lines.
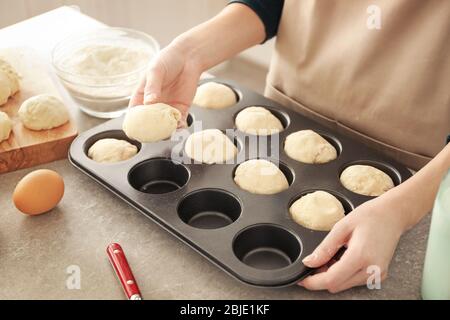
top-left (107, 243), bottom-right (142, 300)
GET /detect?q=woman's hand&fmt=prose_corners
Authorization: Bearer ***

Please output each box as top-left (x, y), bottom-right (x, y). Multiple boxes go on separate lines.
top-left (298, 191), bottom-right (408, 293)
top-left (298, 143), bottom-right (450, 293)
top-left (129, 42), bottom-right (202, 127)
top-left (128, 3), bottom-right (265, 127)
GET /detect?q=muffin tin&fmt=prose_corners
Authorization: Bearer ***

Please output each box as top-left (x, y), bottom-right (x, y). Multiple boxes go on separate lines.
top-left (68, 78), bottom-right (412, 287)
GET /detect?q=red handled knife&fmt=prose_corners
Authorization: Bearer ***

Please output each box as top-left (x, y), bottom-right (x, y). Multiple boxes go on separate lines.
top-left (107, 243), bottom-right (142, 300)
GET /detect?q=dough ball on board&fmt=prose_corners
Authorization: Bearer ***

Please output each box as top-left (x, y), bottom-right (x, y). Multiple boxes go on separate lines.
top-left (123, 103), bottom-right (181, 143)
top-left (340, 165), bottom-right (395, 196)
top-left (0, 58), bottom-right (20, 97)
top-left (0, 72), bottom-right (12, 105)
top-left (88, 138), bottom-right (138, 163)
top-left (234, 159), bottom-right (289, 195)
top-left (185, 129), bottom-right (237, 164)
top-left (193, 82), bottom-right (237, 109)
top-left (0, 111), bottom-right (12, 142)
top-left (284, 130), bottom-right (337, 164)
top-left (19, 94), bottom-right (69, 130)
top-left (289, 191), bottom-right (345, 231)
top-left (235, 106), bottom-right (283, 135)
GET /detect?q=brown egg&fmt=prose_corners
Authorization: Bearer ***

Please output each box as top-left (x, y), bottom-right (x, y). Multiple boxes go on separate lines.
top-left (13, 169), bottom-right (65, 215)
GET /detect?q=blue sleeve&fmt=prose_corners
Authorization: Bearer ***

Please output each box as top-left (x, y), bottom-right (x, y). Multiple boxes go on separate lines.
top-left (447, 135), bottom-right (450, 144)
top-left (228, 0), bottom-right (284, 43)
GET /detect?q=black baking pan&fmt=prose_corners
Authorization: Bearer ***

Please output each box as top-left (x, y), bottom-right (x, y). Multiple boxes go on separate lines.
top-left (68, 78), bottom-right (412, 288)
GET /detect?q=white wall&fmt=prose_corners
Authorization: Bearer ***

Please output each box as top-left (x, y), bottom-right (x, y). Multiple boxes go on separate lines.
top-left (0, 0), bottom-right (272, 68)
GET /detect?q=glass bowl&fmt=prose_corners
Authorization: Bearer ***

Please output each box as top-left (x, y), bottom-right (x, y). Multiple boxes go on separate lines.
top-left (52, 27), bottom-right (160, 118)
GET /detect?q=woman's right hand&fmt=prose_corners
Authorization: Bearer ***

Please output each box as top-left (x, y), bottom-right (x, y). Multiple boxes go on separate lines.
top-left (129, 41), bottom-right (203, 127)
top-left (129, 2), bottom-right (265, 127)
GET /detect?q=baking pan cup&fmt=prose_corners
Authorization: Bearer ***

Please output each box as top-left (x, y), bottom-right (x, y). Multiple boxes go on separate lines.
top-left (69, 78), bottom-right (412, 287)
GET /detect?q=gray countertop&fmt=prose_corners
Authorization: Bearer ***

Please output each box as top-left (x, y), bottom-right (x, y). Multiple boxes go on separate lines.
top-left (0, 158), bottom-right (430, 299)
top-left (0, 7), bottom-right (429, 300)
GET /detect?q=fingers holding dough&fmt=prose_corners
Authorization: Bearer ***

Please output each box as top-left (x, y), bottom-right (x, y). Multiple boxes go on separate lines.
top-left (122, 103), bottom-right (181, 143)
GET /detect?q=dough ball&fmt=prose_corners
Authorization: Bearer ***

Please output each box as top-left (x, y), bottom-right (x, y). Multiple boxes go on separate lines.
top-left (235, 106), bottom-right (283, 135)
top-left (285, 130), bottom-right (337, 164)
top-left (19, 94), bottom-right (69, 130)
top-left (185, 129), bottom-right (237, 164)
top-left (0, 111), bottom-right (12, 142)
top-left (340, 165), bottom-right (395, 196)
top-left (193, 82), bottom-right (237, 109)
top-left (88, 138), bottom-right (138, 163)
top-left (123, 103), bottom-right (181, 143)
top-left (0, 72), bottom-right (12, 105)
top-left (0, 58), bottom-right (20, 96)
top-left (234, 159), bottom-right (289, 194)
top-left (289, 191), bottom-right (345, 231)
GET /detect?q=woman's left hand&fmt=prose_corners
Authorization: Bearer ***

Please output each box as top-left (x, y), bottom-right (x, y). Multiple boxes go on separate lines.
top-left (298, 191), bottom-right (407, 293)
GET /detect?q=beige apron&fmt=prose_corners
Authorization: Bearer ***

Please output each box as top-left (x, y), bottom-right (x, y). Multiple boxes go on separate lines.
top-left (265, 0), bottom-right (450, 170)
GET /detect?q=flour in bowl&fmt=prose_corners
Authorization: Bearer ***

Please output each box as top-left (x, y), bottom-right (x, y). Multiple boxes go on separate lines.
top-left (62, 44), bottom-right (150, 78)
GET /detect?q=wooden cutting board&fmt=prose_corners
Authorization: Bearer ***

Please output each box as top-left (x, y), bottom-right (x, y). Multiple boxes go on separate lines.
top-left (0, 47), bottom-right (78, 173)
